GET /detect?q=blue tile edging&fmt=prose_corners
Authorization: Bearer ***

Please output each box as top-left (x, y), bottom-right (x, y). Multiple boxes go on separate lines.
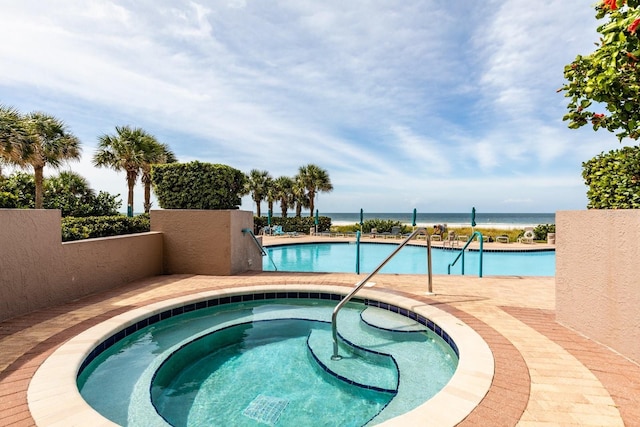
top-left (77, 291), bottom-right (459, 376)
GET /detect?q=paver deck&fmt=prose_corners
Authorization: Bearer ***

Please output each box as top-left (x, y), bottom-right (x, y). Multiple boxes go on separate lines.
top-left (1, 236), bottom-right (639, 426)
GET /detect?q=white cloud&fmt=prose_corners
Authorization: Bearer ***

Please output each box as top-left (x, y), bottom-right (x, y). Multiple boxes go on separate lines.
top-left (0, 1), bottom-right (612, 213)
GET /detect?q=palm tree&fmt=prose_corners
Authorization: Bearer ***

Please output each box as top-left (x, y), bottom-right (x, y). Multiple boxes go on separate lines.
top-left (298, 164), bottom-right (333, 217)
top-left (13, 112), bottom-right (81, 209)
top-left (292, 173), bottom-right (310, 217)
top-left (0, 105), bottom-right (28, 178)
top-left (94, 126), bottom-right (158, 216)
top-left (141, 142), bottom-right (176, 213)
top-left (273, 176), bottom-right (294, 218)
top-left (245, 169), bottom-right (272, 217)
top-left (265, 176), bottom-right (276, 215)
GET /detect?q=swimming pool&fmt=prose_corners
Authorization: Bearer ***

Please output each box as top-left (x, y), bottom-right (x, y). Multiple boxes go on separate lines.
top-left (264, 242), bottom-right (555, 276)
top-left (28, 285), bottom-right (494, 426)
top-left (78, 296), bottom-right (457, 426)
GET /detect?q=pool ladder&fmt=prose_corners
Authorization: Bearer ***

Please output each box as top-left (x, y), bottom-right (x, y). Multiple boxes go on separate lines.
top-left (241, 228), bottom-right (277, 271)
top-left (447, 231), bottom-right (484, 277)
top-left (331, 227), bottom-right (432, 360)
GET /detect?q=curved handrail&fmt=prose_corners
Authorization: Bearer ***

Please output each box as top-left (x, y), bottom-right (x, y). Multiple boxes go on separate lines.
top-left (447, 231), bottom-right (483, 277)
top-left (241, 228), bottom-right (278, 271)
top-left (331, 227), bottom-right (432, 360)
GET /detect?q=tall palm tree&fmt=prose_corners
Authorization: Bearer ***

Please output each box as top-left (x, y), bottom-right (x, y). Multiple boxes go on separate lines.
top-left (298, 164), bottom-right (333, 217)
top-left (245, 169), bottom-right (272, 217)
top-left (292, 173), bottom-right (310, 217)
top-left (16, 112), bottom-right (82, 209)
top-left (141, 142), bottom-right (176, 213)
top-left (94, 126), bottom-right (157, 216)
top-left (273, 175), bottom-right (294, 218)
top-left (265, 176), bottom-right (276, 215)
top-left (0, 105), bottom-right (28, 178)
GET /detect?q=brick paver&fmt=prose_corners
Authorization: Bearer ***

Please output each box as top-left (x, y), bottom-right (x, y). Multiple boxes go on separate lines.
top-left (1, 264), bottom-right (638, 426)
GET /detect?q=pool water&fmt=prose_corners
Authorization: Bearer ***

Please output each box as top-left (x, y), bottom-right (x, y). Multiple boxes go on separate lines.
top-left (78, 298), bottom-right (458, 426)
top-left (264, 242), bottom-right (555, 276)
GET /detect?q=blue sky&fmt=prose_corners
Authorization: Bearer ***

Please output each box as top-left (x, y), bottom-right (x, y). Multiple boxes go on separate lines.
top-left (0, 1), bottom-right (633, 214)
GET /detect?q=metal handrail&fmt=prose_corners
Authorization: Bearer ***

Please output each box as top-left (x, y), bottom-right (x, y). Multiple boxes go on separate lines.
top-left (241, 228), bottom-right (278, 271)
top-left (447, 231), bottom-right (483, 277)
top-left (331, 227), bottom-right (432, 360)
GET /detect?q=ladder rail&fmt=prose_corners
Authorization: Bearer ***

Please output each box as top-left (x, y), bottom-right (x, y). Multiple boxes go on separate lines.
top-left (241, 228), bottom-right (278, 271)
top-left (331, 227), bottom-right (432, 360)
top-left (447, 231), bottom-right (483, 277)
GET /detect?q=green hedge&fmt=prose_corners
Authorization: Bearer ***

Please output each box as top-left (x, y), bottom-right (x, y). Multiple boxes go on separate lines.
top-left (62, 214), bottom-right (150, 242)
top-left (254, 215), bottom-right (332, 234)
top-left (582, 145), bottom-right (640, 209)
top-left (151, 161), bottom-right (246, 209)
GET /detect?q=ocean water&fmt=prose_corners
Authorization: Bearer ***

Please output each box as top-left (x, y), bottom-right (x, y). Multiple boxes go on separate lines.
top-left (321, 212), bottom-right (555, 229)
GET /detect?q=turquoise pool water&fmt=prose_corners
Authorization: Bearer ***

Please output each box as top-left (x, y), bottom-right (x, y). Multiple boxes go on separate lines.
top-left (78, 297), bottom-right (458, 426)
top-left (264, 242), bottom-right (555, 276)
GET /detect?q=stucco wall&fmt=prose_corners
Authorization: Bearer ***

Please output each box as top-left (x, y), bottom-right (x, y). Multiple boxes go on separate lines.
top-left (151, 210), bottom-right (262, 275)
top-left (556, 210), bottom-right (640, 364)
top-left (0, 210), bottom-right (163, 322)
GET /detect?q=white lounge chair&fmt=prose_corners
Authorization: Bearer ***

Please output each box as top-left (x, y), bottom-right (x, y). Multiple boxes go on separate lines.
top-left (518, 227), bottom-right (535, 244)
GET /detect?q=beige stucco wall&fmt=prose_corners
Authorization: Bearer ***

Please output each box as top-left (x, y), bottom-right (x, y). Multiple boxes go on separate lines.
top-left (556, 210), bottom-right (640, 364)
top-left (0, 210), bottom-right (163, 322)
top-left (151, 210), bottom-right (262, 275)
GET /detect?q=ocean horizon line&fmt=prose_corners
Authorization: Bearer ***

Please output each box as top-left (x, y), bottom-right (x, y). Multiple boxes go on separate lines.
top-left (258, 211), bottom-right (556, 228)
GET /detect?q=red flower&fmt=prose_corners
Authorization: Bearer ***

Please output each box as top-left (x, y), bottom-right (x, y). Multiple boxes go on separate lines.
top-left (603, 0), bottom-right (618, 10)
top-left (629, 18), bottom-right (640, 34)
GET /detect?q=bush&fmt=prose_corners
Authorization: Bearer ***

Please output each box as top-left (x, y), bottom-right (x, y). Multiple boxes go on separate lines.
top-left (582, 146), bottom-right (640, 209)
top-left (152, 161), bottom-right (246, 209)
top-left (0, 191), bottom-right (18, 208)
top-left (361, 219), bottom-right (405, 233)
top-left (62, 214), bottom-right (150, 242)
top-left (254, 215), bottom-right (332, 234)
top-left (533, 224), bottom-right (556, 241)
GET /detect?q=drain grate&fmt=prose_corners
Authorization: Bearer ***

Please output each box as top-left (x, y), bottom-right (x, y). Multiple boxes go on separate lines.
top-left (243, 395), bottom-right (289, 425)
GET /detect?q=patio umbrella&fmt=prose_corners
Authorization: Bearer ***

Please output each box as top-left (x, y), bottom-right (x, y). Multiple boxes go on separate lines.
top-left (412, 208), bottom-right (417, 227)
top-left (315, 209), bottom-right (319, 225)
top-left (471, 207), bottom-right (476, 227)
top-left (359, 208), bottom-right (364, 230)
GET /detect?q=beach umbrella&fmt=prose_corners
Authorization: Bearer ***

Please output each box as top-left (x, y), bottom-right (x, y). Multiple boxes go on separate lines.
top-left (412, 208), bottom-right (417, 227)
top-left (314, 209), bottom-right (319, 225)
top-left (268, 209), bottom-right (272, 226)
top-left (471, 207), bottom-right (476, 227)
top-left (359, 208), bottom-right (364, 229)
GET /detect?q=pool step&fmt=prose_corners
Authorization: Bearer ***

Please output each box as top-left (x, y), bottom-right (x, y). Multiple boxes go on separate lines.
top-left (360, 307), bottom-right (427, 333)
top-left (306, 329), bottom-right (398, 394)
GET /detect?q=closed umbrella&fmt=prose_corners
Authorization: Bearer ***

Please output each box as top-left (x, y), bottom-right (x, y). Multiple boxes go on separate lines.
top-left (314, 209), bottom-right (319, 234)
top-left (412, 208), bottom-right (417, 227)
top-left (359, 208), bottom-right (364, 231)
top-left (471, 207), bottom-right (476, 227)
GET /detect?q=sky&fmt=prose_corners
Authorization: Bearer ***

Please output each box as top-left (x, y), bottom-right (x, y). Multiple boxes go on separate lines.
top-left (0, 0), bottom-right (634, 214)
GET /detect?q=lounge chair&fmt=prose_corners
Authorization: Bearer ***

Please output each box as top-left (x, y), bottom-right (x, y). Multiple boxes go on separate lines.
top-left (496, 235), bottom-right (509, 243)
top-left (370, 228), bottom-right (379, 238)
top-left (444, 230), bottom-right (459, 247)
top-left (272, 225), bottom-right (286, 236)
top-left (518, 227), bottom-right (535, 244)
top-left (384, 226), bottom-right (402, 239)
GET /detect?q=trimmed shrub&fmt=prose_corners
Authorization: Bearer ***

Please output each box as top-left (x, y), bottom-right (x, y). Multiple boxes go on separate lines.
top-left (533, 224), bottom-right (556, 241)
top-left (582, 145), bottom-right (640, 209)
top-left (254, 215), bottom-right (332, 234)
top-left (151, 161), bottom-right (246, 209)
top-left (62, 214), bottom-right (150, 242)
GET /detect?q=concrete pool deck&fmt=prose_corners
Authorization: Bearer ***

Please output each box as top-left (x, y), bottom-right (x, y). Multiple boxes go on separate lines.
top-left (1, 239), bottom-right (639, 425)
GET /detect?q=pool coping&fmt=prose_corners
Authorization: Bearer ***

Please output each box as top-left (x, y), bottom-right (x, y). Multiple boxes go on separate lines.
top-left (27, 284), bottom-right (494, 427)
